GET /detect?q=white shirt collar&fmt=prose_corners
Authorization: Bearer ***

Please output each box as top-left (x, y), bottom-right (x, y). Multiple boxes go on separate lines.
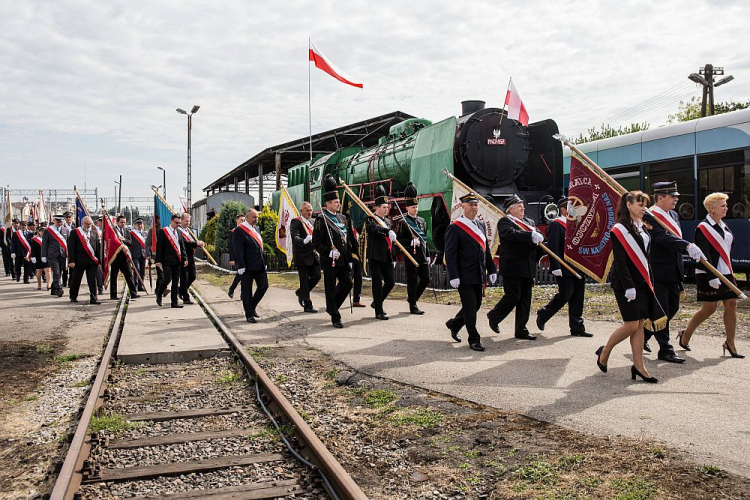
top-left (706, 215), bottom-right (728, 230)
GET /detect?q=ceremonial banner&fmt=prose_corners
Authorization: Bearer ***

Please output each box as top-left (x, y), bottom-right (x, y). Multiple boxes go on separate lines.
top-left (75, 190), bottom-right (90, 226)
top-left (505, 79), bottom-right (529, 126)
top-left (275, 187), bottom-right (299, 267)
top-left (564, 156), bottom-right (622, 283)
top-left (309, 40), bottom-right (363, 89)
top-left (102, 212), bottom-right (124, 283)
top-left (449, 178), bottom-right (501, 256)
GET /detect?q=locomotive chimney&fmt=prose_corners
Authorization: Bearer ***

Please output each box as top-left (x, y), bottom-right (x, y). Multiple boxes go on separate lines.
top-left (461, 100), bottom-right (485, 116)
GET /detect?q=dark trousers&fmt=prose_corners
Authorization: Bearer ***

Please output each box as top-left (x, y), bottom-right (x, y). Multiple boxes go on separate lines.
top-left (370, 260), bottom-right (395, 314)
top-left (644, 281), bottom-right (679, 355)
top-left (14, 257), bottom-right (31, 282)
top-left (352, 259), bottom-right (363, 302)
top-left (62, 266), bottom-right (68, 287)
top-left (228, 271), bottom-right (242, 294)
top-left (133, 257), bottom-right (146, 289)
top-left (179, 263), bottom-right (197, 298)
top-left (49, 256), bottom-right (64, 292)
top-left (297, 263), bottom-right (321, 306)
top-left (448, 284), bottom-right (483, 344)
top-left (488, 276), bottom-right (533, 336)
top-left (156, 262), bottom-right (181, 305)
top-left (240, 269), bottom-right (268, 318)
top-left (537, 275), bottom-right (586, 334)
top-left (2, 247), bottom-right (11, 275)
top-left (69, 264), bottom-right (97, 302)
top-left (406, 260), bottom-right (430, 306)
top-left (9, 251), bottom-right (17, 279)
top-left (110, 254), bottom-right (137, 297)
top-left (96, 266), bottom-right (104, 292)
top-left (323, 265), bottom-right (352, 322)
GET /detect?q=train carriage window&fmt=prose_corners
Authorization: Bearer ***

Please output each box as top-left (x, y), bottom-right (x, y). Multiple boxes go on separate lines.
top-left (698, 148), bottom-right (750, 219)
top-left (606, 165), bottom-right (641, 192)
top-left (644, 160), bottom-right (695, 220)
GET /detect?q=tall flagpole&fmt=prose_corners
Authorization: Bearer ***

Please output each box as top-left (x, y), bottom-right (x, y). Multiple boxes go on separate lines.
top-left (308, 38), bottom-right (313, 163)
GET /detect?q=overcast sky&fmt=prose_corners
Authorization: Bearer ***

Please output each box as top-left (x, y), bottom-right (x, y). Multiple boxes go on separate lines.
top-left (2, 0), bottom-right (748, 208)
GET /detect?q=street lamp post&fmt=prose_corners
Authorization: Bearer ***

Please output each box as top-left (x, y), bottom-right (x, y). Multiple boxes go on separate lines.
top-left (114, 176), bottom-right (122, 216)
top-left (157, 166), bottom-right (166, 199)
top-left (688, 64), bottom-right (734, 117)
top-left (176, 105), bottom-right (200, 214)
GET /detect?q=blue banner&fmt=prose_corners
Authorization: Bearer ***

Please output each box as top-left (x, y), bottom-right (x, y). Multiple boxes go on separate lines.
top-left (154, 194), bottom-right (173, 231)
top-left (76, 195), bottom-right (89, 226)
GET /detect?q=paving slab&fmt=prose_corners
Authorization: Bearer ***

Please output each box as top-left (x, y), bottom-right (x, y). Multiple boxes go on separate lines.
top-left (117, 294), bottom-right (228, 364)
top-left (194, 279), bottom-right (750, 478)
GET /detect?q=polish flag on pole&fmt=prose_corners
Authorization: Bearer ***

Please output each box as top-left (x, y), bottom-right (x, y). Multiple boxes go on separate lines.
top-left (504, 79), bottom-right (529, 126)
top-left (309, 40), bottom-right (363, 89)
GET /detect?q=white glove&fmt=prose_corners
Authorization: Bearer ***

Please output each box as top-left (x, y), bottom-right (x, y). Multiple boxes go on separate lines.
top-left (42, 257), bottom-right (47, 263)
top-left (31, 257), bottom-right (36, 264)
top-left (10, 253), bottom-right (15, 259)
top-left (489, 273), bottom-right (497, 284)
top-left (349, 262), bottom-right (353, 270)
top-left (411, 238), bottom-right (420, 247)
top-left (687, 244), bottom-right (705, 262)
top-left (552, 269), bottom-right (563, 277)
top-left (450, 278), bottom-right (460, 288)
top-left (625, 288), bottom-right (636, 302)
top-left (238, 268), bottom-right (245, 275)
top-left (388, 230), bottom-right (397, 242)
top-left (709, 278), bottom-right (721, 289)
top-left (329, 249), bottom-right (340, 260)
top-left (303, 234), bottom-right (312, 244)
top-left (531, 231), bottom-right (544, 245)
top-left (392, 262), bottom-right (396, 268)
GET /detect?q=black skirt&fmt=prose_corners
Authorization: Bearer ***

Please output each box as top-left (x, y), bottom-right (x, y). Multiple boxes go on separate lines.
top-left (614, 286), bottom-right (652, 322)
top-left (696, 273), bottom-right (738, 302)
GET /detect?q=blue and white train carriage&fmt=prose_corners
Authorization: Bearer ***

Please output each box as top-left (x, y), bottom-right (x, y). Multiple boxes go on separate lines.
top-left (563, 108), bottom-right (750, 271)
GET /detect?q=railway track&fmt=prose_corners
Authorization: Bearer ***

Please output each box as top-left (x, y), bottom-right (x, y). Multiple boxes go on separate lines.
top-left (50, 289), bottom-right (368, 500)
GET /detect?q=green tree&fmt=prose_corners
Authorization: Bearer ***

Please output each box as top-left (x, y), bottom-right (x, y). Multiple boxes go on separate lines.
top-left (574, 122), bottom-right (650, 144)
top-left (667, 96), bottom-right (750, 123)
top-left (214, 200), bottom-right (248, 257)
top-left (199, 215), bottom-right (217, 246)
top-left (257, 204), bottom-right (279, 257)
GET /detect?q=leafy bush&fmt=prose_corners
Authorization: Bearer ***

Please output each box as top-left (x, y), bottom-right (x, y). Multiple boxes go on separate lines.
top-left (257, 204), bottom-right (279, 257)
top-left (199, 216), bottom-right (217, 246)
top-left (215, 200), bottom-right (248, 257)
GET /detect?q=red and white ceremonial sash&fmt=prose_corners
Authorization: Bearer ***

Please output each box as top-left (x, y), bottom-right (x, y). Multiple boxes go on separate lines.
top-left (697, 221), bottom-right (733, 274)
top-left (296, 217), bottom-right (314, 235)
top-left (552, 216), bottom-right (567, 229)
top-left (32, 236), bottom-right (42, 246)
top-left (178, 227), bottom-right (194, 243)
top-left (453, 217), bottom-right (486, 251)
top-left (76, 228), bottom-right (99, 265)
top-left (237, 222), bottom-right (264, 252)
top-left (46, 227), bottom-right (68, 252)
top-left (372, 215), bottom-right (392, 251)
top-left (162, 227), bottom-right (182, 261)
top-left (507, 214), bottom-right (535, 232)
top-left (611, 223), bottom-right (654, 292)
top-left (131, 229), bottom-right (146, 247)
top-left (17, 231), bottom-right (31, 256)
top-left (650, 206), bottom-right (681, 238)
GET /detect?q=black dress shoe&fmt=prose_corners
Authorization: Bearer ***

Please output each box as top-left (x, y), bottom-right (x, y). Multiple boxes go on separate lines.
top-left (156, 295), bottom-right (162, 307)
top-left (171, 303), bottom-right (183, 308)
top-left (658, 352), bottom-right (685, 363)
top-left (375, 313), bottom-right (389, 320)
top-left (131, 293), bottom-right (140, 299)
top-left (488, 321), bottom-right (500, 334)
top-left (515, 332), bottom-right (537, 340)
top-left (110, 295), bottom-right (118, 300)
top-left (183, 298), bottom-right (195, 305)
top-left (332, 320), bottom-right (344, 328)
top-left (571, 331), bottom-right (594, 338)
top-left (57, 290), bottom-right (65, 297)
top-left (247, 316), bottom-right (257, 323)
top-left (70, 298), bottom-right (78, 303)
top-left (446, 320), bottom-right (461, 343)
top-left (536, 314), bottom-right (545, 332)
top-left (631, 365), bottom-right (658, 383)
top-left (90, 300), bottom-right (101, 305)
top-left (252, 311), bottom-right (259, 318)
top-left (227, 289), bottom-right (234, 299)
top-left (643, 342), bottom-right (652, 353)
top-left (304, 306), bottom-right (318, 313)
top-left (163, 288), bottom-right (170, 298)
top-left (410, 306), bottom-right (425, 315)
top-left (295, 289), bottom-right (304, 307)
top-left (469, 342), bottom-right (485, 352)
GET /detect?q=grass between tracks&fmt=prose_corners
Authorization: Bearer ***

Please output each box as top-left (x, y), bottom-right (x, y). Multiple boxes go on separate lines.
top-left (199, 265), bottom-right (750, 338)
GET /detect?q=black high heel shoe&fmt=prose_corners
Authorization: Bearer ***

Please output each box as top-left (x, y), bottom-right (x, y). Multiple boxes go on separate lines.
top-left (595, 346), bottom-right (607, 373)
top-left (723, 342), bottom-right (745, 359)
top-left (631, 365), bottom-right (658, 383)
top-left (676, 330), bottom-right (691, 351)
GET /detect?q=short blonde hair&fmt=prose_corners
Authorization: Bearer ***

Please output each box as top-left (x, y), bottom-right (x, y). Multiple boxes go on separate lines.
top-left (703, 192), bottom-right (728, 211)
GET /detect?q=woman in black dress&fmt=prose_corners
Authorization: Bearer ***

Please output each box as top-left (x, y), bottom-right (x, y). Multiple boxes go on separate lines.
top-left (596, 191), bottom-right (665, 383)
top-left (677, 193), bottom-right (743, 358)
top-left (30, 226), bottom-right (46, 290)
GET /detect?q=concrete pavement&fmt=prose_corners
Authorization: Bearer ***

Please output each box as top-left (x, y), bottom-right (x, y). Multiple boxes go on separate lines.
top-left (194, 279), bottom-right (750, 477)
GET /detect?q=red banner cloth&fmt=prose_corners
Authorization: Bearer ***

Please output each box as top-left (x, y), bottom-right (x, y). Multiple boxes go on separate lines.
top-left (564, 156), bottom-right (622, 283)
top-left (102, 213), bottom-right (124, 283)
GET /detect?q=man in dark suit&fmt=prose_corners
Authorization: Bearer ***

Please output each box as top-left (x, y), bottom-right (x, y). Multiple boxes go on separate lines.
top-left (42, 215), bottom-right (68, 296)
top-left (155, 213), bottom-right (187, 308)
top-left (60, 211), bottom-right (74, 287)
top-left (397, 182), bottom-right (430, 315)
top-left (444, 192), bottom-right (498, 351)
top-left (234, 208), bottom-right (268, 322)
top-left (227, 213), bottom-right (245, 299)
top-left (178, 213), bottom-right (205, 304)
top-left (644, 181), bottom-right (705, 362)
top-left (12, 220), bottom-right (33, 283)
top-left (487, 195), bottom-right (543, 340)
top-left (313, 174), bottom-right (356, 328)
top-left (129, 217), bottom-right (148, 292)
top-left (67, 216), bottom-right (101, 304)
top-left (111, 215), bottom-right (139, 300)
top-left (291, 201), bottom-right (320, 313)
top-left (536, 197), bottom-right (591, 337)
top-left (366, 189), bottom-right (396, 320)
top-left (0, 224), bottom-right (12, 276)
top-left (7, 219), bottom-right (21, 280)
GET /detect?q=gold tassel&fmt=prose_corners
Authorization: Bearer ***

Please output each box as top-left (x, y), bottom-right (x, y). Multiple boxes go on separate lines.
top-left (680, 290), bottom-right (686, 301)
top-left (645, 315), bottom-right (668, 332)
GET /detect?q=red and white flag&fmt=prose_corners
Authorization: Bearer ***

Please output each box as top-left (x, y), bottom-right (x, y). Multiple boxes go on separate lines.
top-left (309, 40), bottom-right (363, 89)
top-left (504, 79), bottom-right (529, 126)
